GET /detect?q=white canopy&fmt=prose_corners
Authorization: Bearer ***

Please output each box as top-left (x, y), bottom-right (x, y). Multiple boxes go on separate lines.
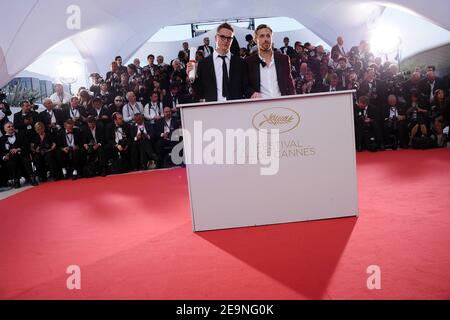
top-left (1, 0), bottom-right (450, 88)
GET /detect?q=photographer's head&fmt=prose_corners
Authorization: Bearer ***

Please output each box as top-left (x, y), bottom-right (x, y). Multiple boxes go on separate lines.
top-left (134, 113), bottom-right (144, 125)
top-left (43, 98), bottom-right (54, 111)
top-left (100, 83), bottom-right (108, 93)
top-left (55, 84), bottom-right (64, 95)
top-left (366, 68), bottom-right (376, 82)
top-left (20, 100), bottom-right (31, 113)
top-left (64, 119), bottom-right (75, 132)
top-left (157, 55), bottom-right (164, 65)
top-left (114, 96), bottom-right (124, 107)
top-left (113, 112), bottom-right (124, 126)
top-left (115, 56), bottom-right (123, 67)
top-left (215, 23), bottom-right (234, 55)
top-left (255, 24), bottom-right (273, 53)
top-left (329, 74), bottom-right (339, 88)
top-left (147, 54), bottom-right (155, 65)
top-left (305, 70), bottom-right (314, 82)
top-left (410, 92), bottom-right (419, 103)
top-left (150, 92), bottom-right (159, 103)
top-left (337, 36), bottom-right (344, 46)
top-left (411, 72), bottom-right (421, 83)
top-left (4, 122), bottom-right (15, 135)
top-left (34, 122), bottom-right (45, 135)
top-left (163, 106), bottom-right (172, 120)
top-left (357, 96), bottom-right (369, 109)
top-left (126, 91), bottom-right (136, 104)
top-left (111, 61), bottom-right (119, 72)
top-left (338, 56), bottom-right (347, 69)
top-left (283, 37), bottom-right (290, 46)
top-left (426, 66), bottom-right (436, 81)
top-left (387, 94), bottom-right (397, 107)
top-left (93, 97), bottom-right (102, 110)
top-left (70, 96), bottom-right (79, 108)
top-left (87, 116), bottom-right (97, 130)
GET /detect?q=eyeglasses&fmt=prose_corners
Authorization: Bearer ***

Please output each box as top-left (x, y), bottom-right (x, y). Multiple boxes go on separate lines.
top-left (217, 34), bottom-right (234, 42)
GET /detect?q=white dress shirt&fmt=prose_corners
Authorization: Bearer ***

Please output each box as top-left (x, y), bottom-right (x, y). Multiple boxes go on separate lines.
top-left (259, 54), bottom-right (281, 98)
top-left (65, 131), bottom-right (75, 147)
top-left (144, 102), bottom-right (161, 123)
top-left (50, 92), bottom-right (72, 107)
top-left (213, 50), bottom-right (231, 102)
top-left (122, 102), bottom-right (144, 122)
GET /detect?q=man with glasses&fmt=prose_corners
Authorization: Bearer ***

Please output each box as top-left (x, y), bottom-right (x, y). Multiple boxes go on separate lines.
top-left (189, 23), bottom-right (248, 102)
top-left (109, 96), bottom-right (125, 115)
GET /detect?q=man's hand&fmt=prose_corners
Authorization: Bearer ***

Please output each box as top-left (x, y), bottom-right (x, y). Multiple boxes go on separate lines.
top-left (186, 62), bottom-right (196, 75)
top-left (251, 92), bottom-right (262, 99)
top-left (162, 132), bottom-right (170, 140)
top-left (84, 144), bottom-right (89, 150)
top-left (63, 147), bottom-right (70, 153)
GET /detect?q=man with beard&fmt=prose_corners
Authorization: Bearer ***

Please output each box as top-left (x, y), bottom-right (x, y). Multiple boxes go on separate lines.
top-left (246, 24), bottom-right (295, 98)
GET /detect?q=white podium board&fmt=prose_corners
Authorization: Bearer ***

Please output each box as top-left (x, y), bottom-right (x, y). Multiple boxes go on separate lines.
top-left (179, 91), bottom-right (358, 232)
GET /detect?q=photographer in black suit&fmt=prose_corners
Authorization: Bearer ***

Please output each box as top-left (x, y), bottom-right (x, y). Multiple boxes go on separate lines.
top-left (0, 122), bottom-right (38, 188)
top-left (130, 113), bottom-right (158, 170)
top-left (82, 116), bottom-right (107, 177)
top-left (39, 98), bottom-right (64, 137)
top-left (0, 91), bottom-right (12, 135)
top-left (190, 23), bottom-right (248, 102)
top-left (31, 122), bottom-right (60, 182)
top-left (155, 106), bottom-right (181, 168)
top-left (197, 37), bottom-right (214, 58)
top-left (246, 24), bottom-right (295, 98)
top-left (105, 112), bottom-right (131, 174)
top-left (354, 96), bottom-right (384, 151)
top-left (13, 100), bottom-right (39, 142)
top-left (381, 95), bottom-right (408, 149)
top-left (56, 119), bottom-right (83, 180)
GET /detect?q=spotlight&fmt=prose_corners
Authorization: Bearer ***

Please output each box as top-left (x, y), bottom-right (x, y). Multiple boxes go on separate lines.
top-left (370, 26), bottom-right (401, 55)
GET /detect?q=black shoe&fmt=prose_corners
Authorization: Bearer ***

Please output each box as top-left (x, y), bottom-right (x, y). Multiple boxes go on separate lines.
top-left (100, 169), bottom-right (107, 177)
top-left (31, 176), bottom-right (39, 186)
top-left (72, 174), bottom-right (78, 181)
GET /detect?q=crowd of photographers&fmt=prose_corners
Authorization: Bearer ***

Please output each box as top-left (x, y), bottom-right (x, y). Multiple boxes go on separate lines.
top-left (1, 34), bottom-right (449, 189)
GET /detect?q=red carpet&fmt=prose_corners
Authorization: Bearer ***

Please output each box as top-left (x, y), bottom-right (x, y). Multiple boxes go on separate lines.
top-left (0, 149), bottom-right (449, 300)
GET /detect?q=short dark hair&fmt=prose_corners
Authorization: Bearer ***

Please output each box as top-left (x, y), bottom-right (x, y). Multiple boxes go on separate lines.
top-left (147, 54), bottom-right (155, 60)
top-left (217, 23), bottom-right (234, 34)
top-left (87, 115), bottom-right (96, 123)
top-left (245, 34), bottom-right (253, 42)
top-left (358, 96), bottom-right (369, 105)
top-left (65, 119), bottom-right (75, 125)
top-left (115, 56), bottom-right (122, 61)
top-left (20, 100), bottom-right (30, 107)
top-left (255, 24), bottom-right (273, 35)
top-left (427, 65), bottom-right (436, 71)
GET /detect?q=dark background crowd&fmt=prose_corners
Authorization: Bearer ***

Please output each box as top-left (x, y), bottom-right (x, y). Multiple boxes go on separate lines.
top-left (1, 33), bottom-right (449, 189)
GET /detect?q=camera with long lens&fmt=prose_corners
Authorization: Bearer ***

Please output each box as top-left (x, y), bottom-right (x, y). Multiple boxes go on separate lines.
top-left (386, 116), bottom-right (398, 131)
top-left (87, 140), bottom-right (96, 154)
top-left (118, 137), bottom-right (128, 149)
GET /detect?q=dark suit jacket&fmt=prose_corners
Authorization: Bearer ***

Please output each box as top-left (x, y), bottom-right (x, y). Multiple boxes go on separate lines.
top-left (154, 117), bottom-right (180, 139)
top-left (246, 52), bottom-right (296, 97)
top-left (129, 121), bottom-right (156, 142)
top-left (418, 78), bottom-right (444, 105)
top-left (197, 45), bottom-right (214, 56)
top-left (331, 44), bottom-right (347, 61)
top-left (13, 111), bottom-right (39, 132)
top-left (88, 107), bottom-right (112, 123)
top-left (56, 128), bottom-right (83, 149)
top-left (105, 123), bottom-right (131, 147)
top-left (0, 132), bottom-right (30, 157)
top-left (81, 125), bottom-right (106, 145)
top-left (193, 54), bottom-right (248, 102)
top-left (280, 45), bottom-right (295, 56)
top-left (39, 109), bottom-right (65, 128)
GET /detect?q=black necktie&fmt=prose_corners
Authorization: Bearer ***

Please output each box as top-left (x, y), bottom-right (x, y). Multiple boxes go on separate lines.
top-left (219, 56), bottom-right (229, 98)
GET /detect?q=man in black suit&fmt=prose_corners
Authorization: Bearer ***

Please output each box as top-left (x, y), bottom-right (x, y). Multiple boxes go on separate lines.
top-left (331, 36), bottom-right (347, 62)
top-left (354, 96), bottom-right (384, 151)
top-left (325, 74), bottom-right (345, 92)
top-left (418, 66), bottom-right (444, 107)
top-left (88, 97), bottom-right (112, 128)
top-left (358, 68), bottom-right (386, 119)
top-left (197, 37), bottom-right (214, 58)
top-left (297, 70), bottom-right (325, 94)
top-left (0, 122), bottom-right (38, 188)
top-left (280, 37), bottom-right (295, 56)
top-left (82, 116), bottom-right (107, 177)
top-left (246, 24), bottom-right (295, 98)
top-left (56, 119), bottom-right (83, 180)
top-left (39, 98), bottom-right (64, 137)
top-left (190, 23), bottom-right (248, 102)
top-left (129, 113), bottom-right (158, 170)
top-left (105, 112), bottom-right (131, 173)
top-left (155, 106), bottom-right (181, 168)
top-left (13, 100), bottom-right (39, 142)
top-left (0, 99), bottom-right (12, 135)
